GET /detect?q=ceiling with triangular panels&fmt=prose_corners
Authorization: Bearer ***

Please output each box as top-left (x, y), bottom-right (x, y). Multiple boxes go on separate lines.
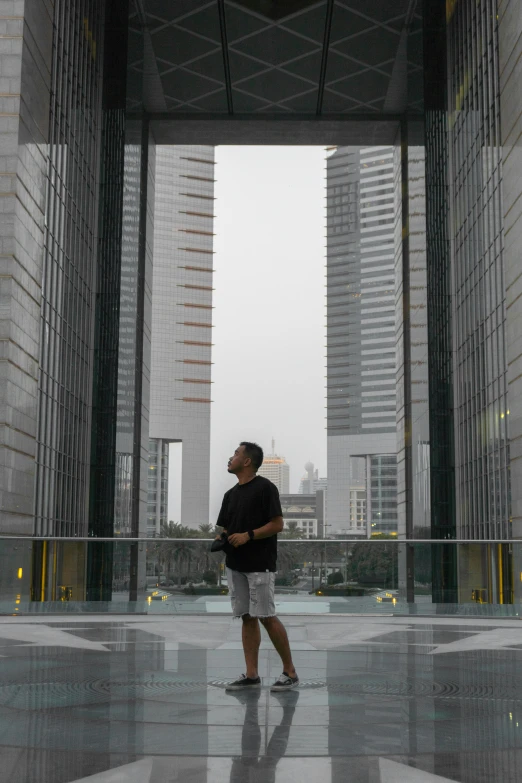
top-left (127, 0), bottom-right (423, 116)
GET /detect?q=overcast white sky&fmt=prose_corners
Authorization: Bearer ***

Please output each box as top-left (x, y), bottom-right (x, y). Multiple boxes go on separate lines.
top-left (169, 146), bottom-right (326, 525)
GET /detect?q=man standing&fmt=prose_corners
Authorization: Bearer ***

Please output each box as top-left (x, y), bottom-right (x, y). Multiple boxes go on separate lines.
top-left (217, 441), bottom-right (299, 691)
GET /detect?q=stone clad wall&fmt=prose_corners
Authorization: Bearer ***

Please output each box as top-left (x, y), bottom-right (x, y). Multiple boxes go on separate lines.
top-left (0, 0), bottom-right (53, 533)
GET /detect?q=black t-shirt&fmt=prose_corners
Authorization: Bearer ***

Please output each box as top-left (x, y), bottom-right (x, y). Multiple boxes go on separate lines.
top-left (216, 475), bottom-right (283, 572)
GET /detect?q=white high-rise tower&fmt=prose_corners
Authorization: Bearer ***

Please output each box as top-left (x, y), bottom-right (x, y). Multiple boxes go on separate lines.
top-left (148, 145), bottom-right (216, 533)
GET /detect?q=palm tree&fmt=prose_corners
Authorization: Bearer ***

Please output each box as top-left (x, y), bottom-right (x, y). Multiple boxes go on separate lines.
top-left (299, 537), bottom-right (322, 591)
top-left (278, 522), bottom-right (306, 578)
top-left (153, 521), bottom-right (198, 584)
top-left (279, 521), bottom-right (306, 540)
top-left (198, 523), bottom-right (215, 572)
top-left (277, 542), bottom-right (296, 576)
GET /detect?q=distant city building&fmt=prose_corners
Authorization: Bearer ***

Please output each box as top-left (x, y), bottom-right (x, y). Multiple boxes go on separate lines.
top-left (369, 455), bottom-right (397, 535)
top-left (326, 146), bottom-right (398, 537)
top-left (258, 440), bottom-right (290, 493)
top-left (280, 491), bottom-right (326, 539)
top-left (146, 440), bottom-right (169, 536)
top-left (342, 456), bottom-right (398, 537)
top-left (298, 462), bottom-right (327, 495)
top-left (148, 146), bottom-right (216, 535)
top-left (349, 487), bottom-right (366, 532)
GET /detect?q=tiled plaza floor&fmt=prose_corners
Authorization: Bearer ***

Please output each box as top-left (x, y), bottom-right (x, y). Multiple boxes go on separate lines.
top-left (0, 613), bottom-right (521, 782)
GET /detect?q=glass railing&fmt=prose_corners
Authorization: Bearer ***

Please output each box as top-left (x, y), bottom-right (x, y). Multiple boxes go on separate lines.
top-left (0, 536), bottom-right (519, 616)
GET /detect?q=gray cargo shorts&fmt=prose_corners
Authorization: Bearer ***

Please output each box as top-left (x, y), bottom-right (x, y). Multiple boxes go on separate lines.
top-left (227, 568), bottom-right (276, 619)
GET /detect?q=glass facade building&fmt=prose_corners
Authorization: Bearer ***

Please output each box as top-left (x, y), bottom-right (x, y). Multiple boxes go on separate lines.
top-left (89, 1), bottom-right (129, 542)
top-left (0, 0), bottom-right (519, 606)
top-left (326, 146), bottom-right (398, 536)
top-left (326, 146), bottom-right (397, 438)
top-left (0, 4), bottom-right (521, 778)
top-left (369, 455), bottom-right (398, 535)
top-left (113, 122), bottom-right (156, 540)
top-left (35, 1), bottom-right (103, 537)
top-left (449, 0), bottom-right (509, 541)
top-left (423, 0), bottom-right (511, 600)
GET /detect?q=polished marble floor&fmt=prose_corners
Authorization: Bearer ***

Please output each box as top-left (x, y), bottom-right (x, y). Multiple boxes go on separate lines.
top-left (1, 614), bottom-right (522, 782)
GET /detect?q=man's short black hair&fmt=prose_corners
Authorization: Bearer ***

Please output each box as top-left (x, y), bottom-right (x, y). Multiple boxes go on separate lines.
top-left (240, 441), bottom-right (264, 472)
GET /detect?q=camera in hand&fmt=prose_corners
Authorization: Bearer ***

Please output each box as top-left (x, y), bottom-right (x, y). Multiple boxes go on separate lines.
top-left (210, 532), bottom-right (228, 553)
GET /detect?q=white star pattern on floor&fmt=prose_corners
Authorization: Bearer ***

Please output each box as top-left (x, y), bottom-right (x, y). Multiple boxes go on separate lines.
top-left (0, 615), bottom-right (521, 654)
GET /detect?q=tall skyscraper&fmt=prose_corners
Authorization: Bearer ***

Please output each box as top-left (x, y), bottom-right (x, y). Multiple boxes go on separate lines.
top-left (148, 146), bottom-right (215, 534)
top-left (113, 127), bottom-right (156, 541)
top-left (0, 1), bottom-right (154, 599)
top-left (257, 440), bottom-right (290, 494)
top-left (33, 5), bottom-right (106, 538)
top-left (326, 146), bottom-right (398, 537)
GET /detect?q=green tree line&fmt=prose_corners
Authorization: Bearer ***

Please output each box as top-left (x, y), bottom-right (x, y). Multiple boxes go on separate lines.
top-left (147, 523), bottom-right (405, 590)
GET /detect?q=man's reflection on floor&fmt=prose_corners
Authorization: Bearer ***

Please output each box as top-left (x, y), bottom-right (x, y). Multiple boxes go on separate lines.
top-left (228, 689), bottom-right (299, 782)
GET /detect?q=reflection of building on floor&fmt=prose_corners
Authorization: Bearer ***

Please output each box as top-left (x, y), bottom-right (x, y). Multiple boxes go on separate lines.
top-left (148, 146), bottom-right (216, 533)
top-left (1, 615), bottom-right (520, 782)
top-left (280, 491), bottom-right (326, 538)
top-left (258, 440), bottom-right (290, 494)
top-left (298, 462), bottom-right (327, 495)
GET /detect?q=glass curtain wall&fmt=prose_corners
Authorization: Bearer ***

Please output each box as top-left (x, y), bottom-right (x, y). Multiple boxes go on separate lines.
top-left (88, 0), bottom-right (132, 602)
top-left (89, 0), bottom-right (130, 539)
top-left (33, 0), bottom-right (134, 601)
top-left (35, 0), bottom-right (104, 537)
top-left (1, 537), bottom-right (519, 616)
top-left (425, 3), bottom-right (456, 545)
top-left (424, 1), bottom-right (458, 602)
top-left (449, 0), bottom-right (510, 543)
top-left (326, 146), bottom-right (398, 536)
top-left (449, 0), bottom-right (511, 603)
top-left (424, 0), bottom-right (511, 602)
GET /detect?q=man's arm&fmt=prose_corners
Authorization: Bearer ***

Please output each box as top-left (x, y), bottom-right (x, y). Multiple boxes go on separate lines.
top-left (228, 516), bottom-right (283, 548)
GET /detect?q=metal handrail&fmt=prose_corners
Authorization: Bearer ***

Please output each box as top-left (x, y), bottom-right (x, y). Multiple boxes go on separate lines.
top-left (0, 537), bottom-right (517, 544)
